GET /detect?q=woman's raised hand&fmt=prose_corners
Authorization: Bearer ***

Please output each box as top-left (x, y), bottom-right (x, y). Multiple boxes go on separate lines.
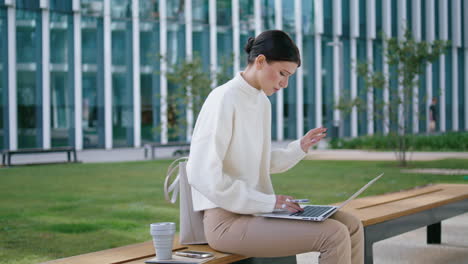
top-left (300, 127), bottom-right (327, 153)
top-left (274, 195), bottom-right (304, 213)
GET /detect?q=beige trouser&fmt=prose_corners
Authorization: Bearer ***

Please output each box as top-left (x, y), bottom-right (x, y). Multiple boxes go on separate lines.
top-left (203, 208), bottom-right (364, 264)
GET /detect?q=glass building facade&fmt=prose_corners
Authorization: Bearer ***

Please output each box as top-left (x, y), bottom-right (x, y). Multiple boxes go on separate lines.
top-left (0, 0), bottom-right (467, 151)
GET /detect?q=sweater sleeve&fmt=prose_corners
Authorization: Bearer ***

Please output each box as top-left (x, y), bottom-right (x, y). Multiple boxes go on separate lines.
top-left (187, 94), bottom-right (276, 214)
top-left (269, 140), bottom-right (307, 174)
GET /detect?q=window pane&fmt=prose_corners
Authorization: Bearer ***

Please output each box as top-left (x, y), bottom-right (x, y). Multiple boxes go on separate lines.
top-left (140, 0), bottom-right (159, 20)
top-left (50, 13), bottom-right (68, 64)
top-left (262, 0), bottom-right (275, 30)
top-left (141, 74), bottom-right (155, 142)
top-left (111, 0), bottom-right (132, 19)
top-left (217, 0), bottom-right (231, 26)
top-left (167, 20), bottom-right (186, 141)
top-left (0, 9), bottom-right (4, 150)
top-left (50, 0), bottom-right (72, 13)
top-left (167, 0), bottom-right (184, 21)
top-left (282, 2), bottom-right (296, 139)
top-left (112, 18), bottom-right (133, 147)
top-left (112, 74), bottom-right (133, 147)
top-left (239, 0), bottom-right (254, 69)
top-left (140, 22), bottom-right (160, 143)
top-left (81, 15), bottom-right (102, 148)
top-left (193, 0), bottom-right (208, 24)
top-left (83, 73), bottom-right (100, 148)
top-left (81, 0), bottom-right (104, 17)
top-left (17, 9), bottom-right (40, 149)
top-left (50, 12), bottom-right (73, 147)
top-left (51, 72), bottom-right (73, 147)
top-left (16, 0), bottom-right (40, 10)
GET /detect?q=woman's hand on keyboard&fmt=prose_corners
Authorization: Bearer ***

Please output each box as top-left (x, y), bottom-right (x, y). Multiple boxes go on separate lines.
top-left (275, 195), bottom-right (304, 213)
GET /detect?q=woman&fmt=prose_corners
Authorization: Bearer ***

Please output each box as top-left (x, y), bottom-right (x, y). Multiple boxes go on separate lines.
top-left (187, 30), bottom-right (363, 264)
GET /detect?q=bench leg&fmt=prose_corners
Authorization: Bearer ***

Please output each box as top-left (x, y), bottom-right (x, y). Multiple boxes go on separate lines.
top-left (233, 256), bottom-right (296, 264)
top-left (67, 151), bottom-right (71, 162)
top-left (427, 222), bottom-right (441, 244)
top-left (8, 154), bottom-right (11, 166)
top-left (73, 150), bottom-right (77, 162)
top-left (364, 239), bottom-right (374, 264)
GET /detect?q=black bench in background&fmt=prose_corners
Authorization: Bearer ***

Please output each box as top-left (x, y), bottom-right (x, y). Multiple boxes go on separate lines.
top-left (143, 142), bottom-right (190, 159)
top-left (1, 147), bottom-right (78, 166)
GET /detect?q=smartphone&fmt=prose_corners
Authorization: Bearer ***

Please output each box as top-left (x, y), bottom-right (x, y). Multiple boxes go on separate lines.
top-left (291, 199), bottom-right (309, 203)
top-left (175, 250), bottom-right (214, 259)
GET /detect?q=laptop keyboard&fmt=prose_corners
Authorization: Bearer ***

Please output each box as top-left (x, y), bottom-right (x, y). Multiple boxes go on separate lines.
top-left (290, 206), bottom-right (333, 217)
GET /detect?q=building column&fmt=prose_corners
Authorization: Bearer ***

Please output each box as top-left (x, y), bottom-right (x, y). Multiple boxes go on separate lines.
top-left (232, 0), bottom-right (240, 74)
top-left (295, 0), bottom-right (303, 137)
top-left (451, 0), bottom-right (462, 131)
top-left (72, 0), bottom-right (83, 150)
top-left (7, 4), bottom-right (17, 150)
top-left (185, 0), bottom-right (194, 141)
top-left (452, 47), bottom-right (459, 131)
top-left (350, 0), bottom-right (359, 137)
top-left (41, 4), bottom-right (51, 149)
top-left (274, 0), bottom-right (283, 140)
top-left (397, 0), bottom-right (406, 135)
top-left (103, 0), bottom-right (113, 148)
top-left (439, 0), bottom-right (448, 132)
top-left (329, 0), bottom-right (342, 137)
top-left (439, 54), bottom-right (446, 132)
top-left (132, 0), bottom-right (141, 147)
top-left (426, 0), bottom-right (435, 133)
top-left (465, 49), bottom-right (468, 131)
top-left (366, 0), bottom-right (375, 135)
top-left (209, 0), bottom-right (217, 89)
top-left (254, 0), bottom-right (261, 36)
top-left (314, 0), bottom-right (323, 128)
top-left (159, 0), bottom-right (168, 143)
top-left (412, 0), bottom-right (421, 134)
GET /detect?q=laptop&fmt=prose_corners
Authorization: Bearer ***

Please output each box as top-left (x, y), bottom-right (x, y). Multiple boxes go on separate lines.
top-left (257, 173), bottom-right (384, 222)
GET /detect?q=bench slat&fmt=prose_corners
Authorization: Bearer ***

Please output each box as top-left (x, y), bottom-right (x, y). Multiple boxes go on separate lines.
top-left (342, 184), bottom-right (468, 226)
top-left (42, 239), bottom-right (246, 264)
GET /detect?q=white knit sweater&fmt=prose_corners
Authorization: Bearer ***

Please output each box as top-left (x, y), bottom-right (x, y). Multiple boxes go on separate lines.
top-left (186, 73), bottom-right (307, 215)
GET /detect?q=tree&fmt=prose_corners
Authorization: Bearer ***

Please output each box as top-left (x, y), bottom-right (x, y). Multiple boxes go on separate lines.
top-left (337, 29), bottom-right (448, 166)
top-left (159, 54), bottom-right (233, 141)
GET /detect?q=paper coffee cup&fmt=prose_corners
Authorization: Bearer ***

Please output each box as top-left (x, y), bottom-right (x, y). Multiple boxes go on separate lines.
top-left (150, 222), bottom-right (176, 260)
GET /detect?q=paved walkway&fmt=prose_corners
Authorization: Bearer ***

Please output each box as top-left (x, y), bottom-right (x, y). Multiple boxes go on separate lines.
top-left (4, 141), bottom-right (468, 165)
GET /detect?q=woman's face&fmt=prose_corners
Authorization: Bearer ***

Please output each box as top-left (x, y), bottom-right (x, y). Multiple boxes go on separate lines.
top-left (256, 57), bottom-right (298, 96)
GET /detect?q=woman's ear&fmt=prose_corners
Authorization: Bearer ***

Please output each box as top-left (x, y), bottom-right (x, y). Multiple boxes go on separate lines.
top-left (255, 54), bottom-right (266, 70)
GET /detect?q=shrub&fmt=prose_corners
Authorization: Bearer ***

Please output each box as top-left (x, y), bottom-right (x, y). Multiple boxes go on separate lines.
top-left (329, 132), bottom-right (468, 152)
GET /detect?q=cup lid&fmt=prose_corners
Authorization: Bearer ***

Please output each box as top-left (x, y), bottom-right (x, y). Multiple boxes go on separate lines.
top-left (150, 222), bottom-right (176, 231)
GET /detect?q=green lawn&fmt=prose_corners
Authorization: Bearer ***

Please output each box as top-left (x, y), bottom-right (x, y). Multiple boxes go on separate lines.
top-left (1, 159), bottom-right (467, 264)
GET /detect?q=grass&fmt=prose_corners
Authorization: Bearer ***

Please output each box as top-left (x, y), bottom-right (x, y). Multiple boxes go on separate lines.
top-left (0, 159), bottom-right (467, 264)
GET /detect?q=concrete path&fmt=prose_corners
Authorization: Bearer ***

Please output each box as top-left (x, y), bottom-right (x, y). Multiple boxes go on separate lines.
top-left (3, 142), bottom-right (467, 165)
top-left (401, 169), bottom-right (468, 175)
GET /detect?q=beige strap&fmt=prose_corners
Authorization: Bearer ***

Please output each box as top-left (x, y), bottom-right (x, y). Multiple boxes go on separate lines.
top-left (164, 157), bottom-right (188, 204)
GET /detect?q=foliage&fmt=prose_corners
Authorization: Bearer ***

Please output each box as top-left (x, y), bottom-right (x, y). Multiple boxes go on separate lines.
top-left (337, 28), bottom-right (448, 166)
top-left (329, 132), bottom-right (468, 152)
top-left (158, 54), bottom-right (233, 140)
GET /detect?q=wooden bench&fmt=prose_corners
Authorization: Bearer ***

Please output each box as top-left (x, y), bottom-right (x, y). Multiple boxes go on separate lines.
top-left (42, 184), bottom-right (468, 264)
top-left (1, 147), bottom-right (78, 166)
top-left (341, 183), bottom-right (468, 264)
top-left (143, 142), bottom-right (190, 160)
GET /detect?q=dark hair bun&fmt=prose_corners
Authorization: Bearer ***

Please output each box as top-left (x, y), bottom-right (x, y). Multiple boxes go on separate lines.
top-left (244, 37), bottom-right (255, 54)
